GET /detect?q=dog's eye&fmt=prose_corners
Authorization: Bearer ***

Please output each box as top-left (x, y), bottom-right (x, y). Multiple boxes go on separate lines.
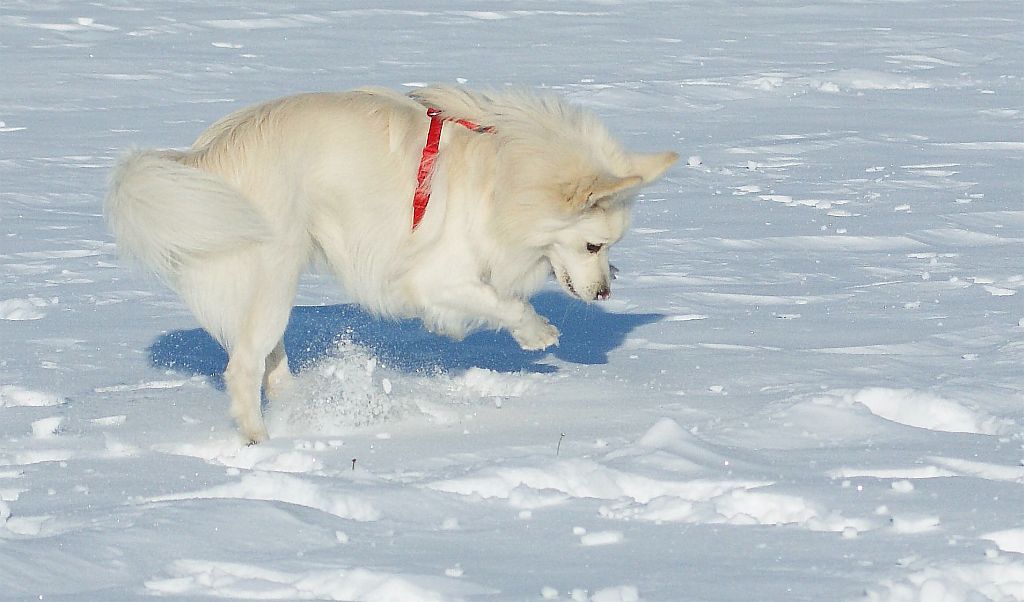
top-left (586, 243), bottom-right (604, 254)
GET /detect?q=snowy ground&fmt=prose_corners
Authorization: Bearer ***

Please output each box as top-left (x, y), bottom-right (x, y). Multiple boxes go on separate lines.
top-left (1, 1), bottom-right (1022, 600)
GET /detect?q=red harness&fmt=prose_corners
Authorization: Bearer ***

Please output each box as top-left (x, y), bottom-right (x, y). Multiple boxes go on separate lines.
top-left (412, 107), bottom-right (494, 229)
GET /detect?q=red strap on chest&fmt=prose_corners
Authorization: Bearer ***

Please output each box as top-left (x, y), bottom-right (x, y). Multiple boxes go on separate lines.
top-left (412, 108), bottom-right (493, 230)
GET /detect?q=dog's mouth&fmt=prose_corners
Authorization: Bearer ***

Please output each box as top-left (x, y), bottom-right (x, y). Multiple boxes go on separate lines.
top-left (556, 269), bottom-right (610, 302)
top-left (557, 270), bottom-right (580, 299)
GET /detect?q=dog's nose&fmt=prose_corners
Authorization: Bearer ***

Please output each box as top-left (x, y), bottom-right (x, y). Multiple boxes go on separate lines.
top-left (594, 286), bottom-right (611, 301)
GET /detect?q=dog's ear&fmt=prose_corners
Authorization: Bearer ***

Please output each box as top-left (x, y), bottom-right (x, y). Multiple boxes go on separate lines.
top-left (630, 151), bottom-right (679, 183)
top-left (566, 174), bottom-right (643, 211)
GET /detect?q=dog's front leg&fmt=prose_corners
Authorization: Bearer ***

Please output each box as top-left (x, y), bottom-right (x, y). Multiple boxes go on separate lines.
top-left (508, 304), bottom-right (560, 351)
top-left (427, 283), bottom-right (559, 351)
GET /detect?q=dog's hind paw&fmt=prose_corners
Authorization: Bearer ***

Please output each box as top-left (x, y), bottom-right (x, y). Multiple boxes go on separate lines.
top-left (239, 421), bottom-right (269, 445)
top-left (245, 432), bottom-right (268, 446)
top-left (513, 318), bottom-right (560, 351)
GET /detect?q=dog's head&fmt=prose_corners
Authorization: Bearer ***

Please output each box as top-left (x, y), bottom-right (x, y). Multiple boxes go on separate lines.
top-left (543, 151), bottom-right (678, 302)
top-left (443, 87), bottom-right (679, 301)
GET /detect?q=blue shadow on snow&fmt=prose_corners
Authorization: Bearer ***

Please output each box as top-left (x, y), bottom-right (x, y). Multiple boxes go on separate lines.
top-left (148, 292), bottom-right (662, 388)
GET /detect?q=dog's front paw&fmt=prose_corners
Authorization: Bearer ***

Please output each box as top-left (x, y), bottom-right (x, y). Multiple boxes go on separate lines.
top-left (512, 317), bottom-right (560, 351)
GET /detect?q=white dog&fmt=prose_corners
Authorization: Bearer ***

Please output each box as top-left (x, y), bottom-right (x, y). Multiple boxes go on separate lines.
top-left (106, 86), bottom-right (676, 442)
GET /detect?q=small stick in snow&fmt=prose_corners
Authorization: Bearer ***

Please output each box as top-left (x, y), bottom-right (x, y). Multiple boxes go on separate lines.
top-left (556, 433), bottom-right (566, 456)
top-left (352, 458), bottom-right (357, 471)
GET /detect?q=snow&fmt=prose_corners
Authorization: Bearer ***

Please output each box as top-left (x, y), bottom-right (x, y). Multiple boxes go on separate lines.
top-left (1, 1), bottom-right (1022, 600)
top-left (0, 297), bottom-right (51, 321)
top-left (0, 385), bottom-right (65, 408)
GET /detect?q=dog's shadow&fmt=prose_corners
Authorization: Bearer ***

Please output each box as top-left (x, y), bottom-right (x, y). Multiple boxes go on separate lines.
top-left (149, 292), bottom-right (662, 387)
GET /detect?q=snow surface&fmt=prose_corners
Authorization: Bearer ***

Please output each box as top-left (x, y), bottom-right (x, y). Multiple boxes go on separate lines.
top-left (1, 1), bottom-right (1022, 600)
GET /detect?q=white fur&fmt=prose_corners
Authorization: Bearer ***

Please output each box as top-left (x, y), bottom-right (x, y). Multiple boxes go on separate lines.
top-left (105, 86), bottom-right (677, 442)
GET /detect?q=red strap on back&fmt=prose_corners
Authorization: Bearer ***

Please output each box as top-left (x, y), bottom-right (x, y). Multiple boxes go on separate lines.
top-left (412, 108), bottom-right (494, 230)
top-left (412, 109), bottom-right (445, 229)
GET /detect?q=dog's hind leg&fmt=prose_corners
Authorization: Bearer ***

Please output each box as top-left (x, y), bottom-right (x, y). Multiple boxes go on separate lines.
top-left (212, 245), bottom-right (304, 443)
top-left (225, 352), bottom-right (269, 444)
top-left (262, 338), bottom-right (292, 402)
top-left (224, 288), bottom-right (295, 444)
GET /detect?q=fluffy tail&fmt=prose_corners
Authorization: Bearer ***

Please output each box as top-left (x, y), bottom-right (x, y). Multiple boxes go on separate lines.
top-left (105, 150), bottom-right (269, 280)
